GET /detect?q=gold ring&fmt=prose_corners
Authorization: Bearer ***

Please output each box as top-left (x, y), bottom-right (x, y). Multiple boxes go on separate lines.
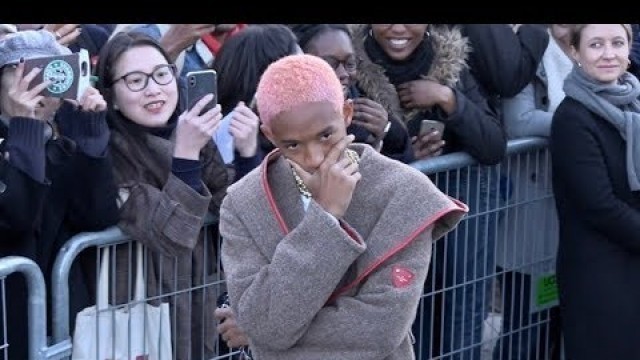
top-left (54, 31), bottom-right (62, 40)
top-left (345, 148), bottom-right (360, 166)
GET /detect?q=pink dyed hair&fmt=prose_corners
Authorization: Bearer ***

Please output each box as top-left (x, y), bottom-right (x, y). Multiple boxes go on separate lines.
top-left (256, 54), bottom-right (344, 126)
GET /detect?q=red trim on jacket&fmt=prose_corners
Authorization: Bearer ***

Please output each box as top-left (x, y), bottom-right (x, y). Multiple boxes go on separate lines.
top-left (326, 202), bottom-right (467, 304)
top-left (260, 149), bottom-right (468, 305)
top-left (339, 219), bottom-right (363, 244)
top-left (261, 150), bottom-right (289, 235)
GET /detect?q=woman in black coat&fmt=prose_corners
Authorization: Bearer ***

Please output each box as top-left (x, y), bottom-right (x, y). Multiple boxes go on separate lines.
top-left (0, 30), bottom-right (118, 359)
top-left (351, 24), bottom-right (506, 360)
top-left (551, 24), bottom-right (640, 360)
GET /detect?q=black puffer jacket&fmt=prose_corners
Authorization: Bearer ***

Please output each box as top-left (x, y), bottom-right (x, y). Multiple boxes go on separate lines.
top-left (458, 24), bottom-right (549, 118)
top-left (460, 24), bottom-right (549, 97)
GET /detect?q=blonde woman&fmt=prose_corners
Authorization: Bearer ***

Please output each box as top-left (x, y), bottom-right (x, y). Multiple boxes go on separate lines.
top-left (551, 24), bottom-right (640, 360)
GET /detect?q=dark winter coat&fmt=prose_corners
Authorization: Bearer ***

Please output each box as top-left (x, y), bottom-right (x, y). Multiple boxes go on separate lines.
top-left (351, 24), bottom-right (506, 165)
top-left (459, 24), bottom-right (549, 98)
top-left (551, 97), bottom-right (640, 360)
top-left (0, 108), bottom-right (118, 360)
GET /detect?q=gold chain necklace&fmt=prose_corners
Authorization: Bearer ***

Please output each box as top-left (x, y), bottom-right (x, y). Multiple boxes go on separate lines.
top-left (290, 148), bottom-right (361, 199)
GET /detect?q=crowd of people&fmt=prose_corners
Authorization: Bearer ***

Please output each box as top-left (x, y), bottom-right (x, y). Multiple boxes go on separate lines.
top-left (0, 23), bottom-right (637, 360)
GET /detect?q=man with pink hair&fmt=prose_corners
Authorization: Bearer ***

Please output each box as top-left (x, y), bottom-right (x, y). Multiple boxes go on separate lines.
top-left (219, 54), bottom-right (468, 359)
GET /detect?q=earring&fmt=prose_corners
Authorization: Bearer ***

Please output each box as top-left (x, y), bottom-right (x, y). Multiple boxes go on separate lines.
top-left (369, 28), bottom-right (373, 37)
top-left (113, 103), bottom-right (119, 110)
top-left (577, 62), bottom-right (582, 67)
top-left (425, 30), bottom-right (431, 38)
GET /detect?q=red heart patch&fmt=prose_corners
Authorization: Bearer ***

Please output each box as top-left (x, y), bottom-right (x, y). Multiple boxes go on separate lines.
top-left (392, 265), bottom-right (414, 288)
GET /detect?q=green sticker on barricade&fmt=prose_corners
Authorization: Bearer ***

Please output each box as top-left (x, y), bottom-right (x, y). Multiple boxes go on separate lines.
top-left (535, 273), bottom-right (559, 309)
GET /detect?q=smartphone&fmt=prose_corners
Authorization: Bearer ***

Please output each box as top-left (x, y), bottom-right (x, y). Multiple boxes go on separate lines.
top-left (420, 119), bottom-right (445, 139)
top-left (22, 49), bottom-right (91, 100)
top-left (185, 69), bottom-right (217, 115)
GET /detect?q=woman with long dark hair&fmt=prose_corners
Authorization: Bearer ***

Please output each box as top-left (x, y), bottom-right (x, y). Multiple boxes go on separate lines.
top-left (95, 31), bottom-right (229, 359)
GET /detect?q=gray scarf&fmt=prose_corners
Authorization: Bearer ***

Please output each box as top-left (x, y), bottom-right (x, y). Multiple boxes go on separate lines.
top-left (563, 66), bottom-right (640, 191)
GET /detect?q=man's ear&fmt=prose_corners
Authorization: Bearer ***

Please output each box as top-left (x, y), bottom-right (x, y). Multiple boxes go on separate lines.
top-left (343, 99), bottom-right (354, 127)
top-left (260, 123), bottom-right (276, 147)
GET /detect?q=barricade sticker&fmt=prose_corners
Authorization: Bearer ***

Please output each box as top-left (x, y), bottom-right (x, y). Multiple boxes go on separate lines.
top-left (531, 272), bottom-right (559, 313)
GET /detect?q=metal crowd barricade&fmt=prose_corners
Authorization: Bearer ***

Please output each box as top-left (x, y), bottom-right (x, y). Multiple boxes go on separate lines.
top-left (410, 137), bottom-right (559, 360)
top-left (50, 226), bottom-right (129, 358)
top-left (0, 256), bottom-right (62, 360)
top-left (45, 137), bottom-right (559, 360)
top-left (49, 213), bottom-right (244, 360)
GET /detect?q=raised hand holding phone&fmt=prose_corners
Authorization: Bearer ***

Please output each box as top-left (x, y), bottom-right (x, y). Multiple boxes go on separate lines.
top-left (174, 93), bottom-right (222, 160)
top-left (186, 69), bottom-right (217, 115)
top-left (412, 119), bottom-right (446, 160)
top-left (288, 134), bottom-right (361, 218)
top-left (22, 49), bottom-right (91, 100)
top-left (3, 60), bottom-right (53, 120)
top-left (69, 85), bottom-right (106, 112)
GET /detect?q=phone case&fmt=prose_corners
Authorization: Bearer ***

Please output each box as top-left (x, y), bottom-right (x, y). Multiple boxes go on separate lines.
top-left (186, 70), bottom-right (217, 115)
top-left (420, 119), bottom-right (445, 138)
top-left (22, 49), bottom-right (90, 100)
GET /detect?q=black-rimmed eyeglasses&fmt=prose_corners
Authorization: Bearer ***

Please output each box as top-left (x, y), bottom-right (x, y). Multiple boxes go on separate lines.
top-left (320, 55), bottom-right (357, 73)
top-left (111, 64), bottom-right (177, 92)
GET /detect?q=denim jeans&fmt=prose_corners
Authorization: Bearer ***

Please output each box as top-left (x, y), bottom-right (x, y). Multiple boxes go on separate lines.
top-left (413, 165), bottom-right (499, 360)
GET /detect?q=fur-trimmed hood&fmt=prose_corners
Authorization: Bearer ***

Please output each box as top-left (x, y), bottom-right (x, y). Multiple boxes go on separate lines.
top-left (350, 24), bottom-right (471, 123)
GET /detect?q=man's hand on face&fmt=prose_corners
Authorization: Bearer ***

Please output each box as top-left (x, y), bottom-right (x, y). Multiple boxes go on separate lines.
top-left (289, 134), bottom-right (361, 219)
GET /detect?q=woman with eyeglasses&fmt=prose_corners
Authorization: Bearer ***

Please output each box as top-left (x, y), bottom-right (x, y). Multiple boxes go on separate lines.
top-left (95, 32), bottom-right (230, 360)
top-left (290, 24), bottom-right (414, 164)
